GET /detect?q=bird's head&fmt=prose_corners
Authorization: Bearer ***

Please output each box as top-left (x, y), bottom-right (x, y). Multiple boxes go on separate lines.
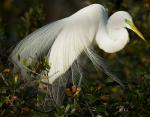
top-left (107, 11), bottom-right (145, 41)
top-left (125, 18), bottom-right (145, 41)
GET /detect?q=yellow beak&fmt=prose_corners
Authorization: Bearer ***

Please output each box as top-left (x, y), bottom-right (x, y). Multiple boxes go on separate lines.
top-left (125, 19), bottom-right (145, 41)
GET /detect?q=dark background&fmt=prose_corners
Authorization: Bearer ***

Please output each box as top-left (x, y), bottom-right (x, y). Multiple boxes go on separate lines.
top-left (0, 0), bottom-right (150, 116)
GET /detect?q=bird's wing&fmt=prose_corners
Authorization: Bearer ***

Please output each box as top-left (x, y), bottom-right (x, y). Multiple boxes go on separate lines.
top-left (46, 15), bottom-right (97, 84)
top-left (9, 19), bottom-right (65, 66)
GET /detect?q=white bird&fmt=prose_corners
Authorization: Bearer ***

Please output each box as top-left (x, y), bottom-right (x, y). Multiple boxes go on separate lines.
top-left (10, 4), bottom-right (145, 90)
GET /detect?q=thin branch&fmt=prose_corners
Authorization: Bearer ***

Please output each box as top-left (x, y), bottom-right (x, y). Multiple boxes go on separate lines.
top-left (0, 73), bottom-right (9, 86)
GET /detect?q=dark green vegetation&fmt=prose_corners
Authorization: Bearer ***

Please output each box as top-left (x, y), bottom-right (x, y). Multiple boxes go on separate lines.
top-left (0, 0), bottom-right (150, 117)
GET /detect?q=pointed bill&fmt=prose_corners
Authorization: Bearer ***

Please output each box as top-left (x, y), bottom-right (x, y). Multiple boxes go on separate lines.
top-left (125, 19), bottom-right (145, 41)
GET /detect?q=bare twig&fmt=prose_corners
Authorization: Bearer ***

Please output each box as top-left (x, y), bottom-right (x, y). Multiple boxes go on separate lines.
top-left (0, 73), bottom-right (9, 86)
top-left (22, 64), bottom-right (59, 80)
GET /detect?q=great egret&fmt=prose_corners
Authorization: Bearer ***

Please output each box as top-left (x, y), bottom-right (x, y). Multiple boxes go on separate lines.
top-left (10, 4), bottom-right (144, 99)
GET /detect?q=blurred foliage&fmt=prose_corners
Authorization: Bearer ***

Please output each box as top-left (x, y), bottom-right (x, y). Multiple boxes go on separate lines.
top-left (0, 0), bottom-right (150, 117)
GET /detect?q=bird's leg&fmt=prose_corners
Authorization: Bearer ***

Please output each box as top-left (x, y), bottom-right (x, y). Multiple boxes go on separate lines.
top-left (71, 60), bottom-right (93, 116)
top-left (76, 60), bottom-right (95, 117)
top-left (76, 60), bottom-right (83, 87)
top-left (71, 67), bottom-right (75, 86)
top-left (78, 72), bottom-right (83, 86)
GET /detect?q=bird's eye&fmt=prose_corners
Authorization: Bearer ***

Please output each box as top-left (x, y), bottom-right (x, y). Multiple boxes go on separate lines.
top-left (125, 19), bottom-right (133, 27)
top-left (125, 19), bottom-right (128, 22)
top-left (125, 19), bottom-right (130, 24)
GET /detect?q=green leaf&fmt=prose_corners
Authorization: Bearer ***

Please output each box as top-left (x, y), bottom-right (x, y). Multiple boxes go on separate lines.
top-left (21, 58), bottom-right (28, 66)
top-left (0, 102), bottom-right (3, 107)
top-left (65, 104), bottom-right (70, 113)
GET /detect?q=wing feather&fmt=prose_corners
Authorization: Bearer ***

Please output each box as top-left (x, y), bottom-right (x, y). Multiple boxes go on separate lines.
top-left (46, 16), bottom-right (97, 84)
top-left (9, 19), bottom-right (65, 67)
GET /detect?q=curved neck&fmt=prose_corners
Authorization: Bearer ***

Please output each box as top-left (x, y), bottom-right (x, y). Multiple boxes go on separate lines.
top-left (95, 11), bottom-right (129, 53)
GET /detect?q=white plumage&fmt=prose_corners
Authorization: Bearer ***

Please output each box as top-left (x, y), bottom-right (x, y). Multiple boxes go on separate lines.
top-left (10, 4), bottom-right (144, 87)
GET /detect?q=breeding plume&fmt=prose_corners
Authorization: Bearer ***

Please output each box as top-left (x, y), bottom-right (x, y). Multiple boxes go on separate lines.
top-left (10, 4), bottom-right (144, 89)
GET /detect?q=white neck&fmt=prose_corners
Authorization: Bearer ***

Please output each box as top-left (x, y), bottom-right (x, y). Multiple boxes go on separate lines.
top-left (96, 10), bottom-right (129, 53)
